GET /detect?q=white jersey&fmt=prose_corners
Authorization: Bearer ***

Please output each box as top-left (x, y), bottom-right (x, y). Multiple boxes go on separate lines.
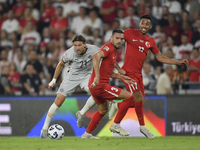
top-left (62, 44), bottom-right (99, 80)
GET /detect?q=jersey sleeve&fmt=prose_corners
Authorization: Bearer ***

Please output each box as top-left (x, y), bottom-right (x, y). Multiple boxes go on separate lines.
top-left (150, 38), bottom-right (160, 55)
top-left (100, 44), bottom-right (111, 58)
top-left (124, 29), bottom-right (131, 41)
top-left (62, 49), bottom-right (70, 63)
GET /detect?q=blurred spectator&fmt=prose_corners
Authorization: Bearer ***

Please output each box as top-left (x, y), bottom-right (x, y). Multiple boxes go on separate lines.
top-left (50, 6), bottom-right (68, 40)
top-left (54, 38), bottom-right (66, 61)
top-left (164, 13), bottom-right (180, 45)
top-left (38, 41), bottom-right (52, 64)
top-left (0, 30), bottom-right (12, 48)
top-left (39, 0), bottom-right (55, 32)
top-left (89, 9), bottom-right (103, 35)
top-left (9, 31), bottom-right (18, 41)
top-left (187, 47), bottom-right (200, 89)
top-left (180, 21), bottom-right (193, 43)
top-left (0, 65), bottom-right (13, 95)
top-left (136, 0), bottom-right (146, 16)
top-left (14, 50), bottom-right (27, 74)
top-left (118, 0), bottom-right (134, 17)
top-left (163, 0), bottom-right (182, 16)
top-left (71, 6), bottom-right (92, 35)
top-left (8, 40), bottom-right (20, 62)
top-left (21, 64), bottom-right (45, 96)
top-left (19, 7), bottom-right (37, 34)
top-left (99, 0), bottom-right (117, 26)
top-left (162, 35), bottom-right (178, 55)
top-left (12, 0), bottom-right (26, 19)
top-left (0, 50), bottom-right (10, 71)
top-left (184, 0), bottom-right (200, 23)
top-left (180, 10), bottom-right (191, 26)
top-left (62, 0), bottom-right (80, 18)
top-left (192, 19), bottom-right (200, 44)
top-left (116, 8), bottom-right (126, 30)
top-left (92, 28), bottom-right (102, 47)
top-left (82, 26), bottom-right (93, 42)
top-left (24, 50), bottom-right (45, 83)
top-left (124, 5), bottom-right (140, 29)
top-left (8, 62), bottom-right (21, 95)
top-left (159, 6), bottom-right (169, 30)
top-left (1, 9), bottom-right (19, 34)
top-left (165, 48), bottom-right (175, 59)
top-left (26, 0), bottom-right (40, 21)
top-left (103, 21), bottom-right (112, 43)
top-left (175, 34), bottom-right (193, 60)
top-left (87, 0), bottom-right (100, 17)
top-left (41, 27), bottom-right (52, 44)
top-left (155, 66), bottom-right (162, 80)
top-left (157, 32), bottom-right (168, 53)
top-left (142, 62), bottom-right (157, 94)
top-left (19, 21), bottom-right (41, 52)
top-left (65, 30), bottom-right (75, 48)
top-left (145, 5), bottom-right (159, 35)
top-left (152, 0), bottom-right (162, 20)
top-left (0, 11), bottom-right (6, 29)
top-left (152, 24), bottom-right (162, 44)
top-left (157, 64), bottom-right (173, 95)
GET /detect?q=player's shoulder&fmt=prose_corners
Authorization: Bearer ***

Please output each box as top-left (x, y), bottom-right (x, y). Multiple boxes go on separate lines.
top-left (101, 42), bottom-right (114, 51)
top-left (86, 44), bottom-right (100, 51)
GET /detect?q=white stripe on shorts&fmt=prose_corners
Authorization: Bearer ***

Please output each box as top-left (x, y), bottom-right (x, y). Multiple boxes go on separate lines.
top-left (104, 89), bottom-right (119, 97)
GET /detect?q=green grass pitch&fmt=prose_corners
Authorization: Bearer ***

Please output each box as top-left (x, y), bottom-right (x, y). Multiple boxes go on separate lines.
top-left (0, 136), bottom-right (200, 150)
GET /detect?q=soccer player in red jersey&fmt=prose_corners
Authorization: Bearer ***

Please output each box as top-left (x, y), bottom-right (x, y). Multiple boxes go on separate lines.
top-left (109, 14), bottom-right (189, 138)
top-left (81, 29), bottom-right (135, 139)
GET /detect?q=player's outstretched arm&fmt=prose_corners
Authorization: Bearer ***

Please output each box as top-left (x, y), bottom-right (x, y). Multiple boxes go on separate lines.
top-left (48, 59), bottom-right (65, 91)
top-left (155, 52), bottom-right (189, 66)
top-left (110, 72), bottom-right (135, 85)
top-left (90, 51), bottom-right (105, 89)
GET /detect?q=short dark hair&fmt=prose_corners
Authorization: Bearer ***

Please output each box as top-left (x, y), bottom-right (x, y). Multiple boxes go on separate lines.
top-left (140, 14), bottom-right (152, 23)
top-left (112, 29), bottom-right (124, 35)
top-left (72, 35), bottom-right (86, 43)
top-left (193, 47), bottom-right (199, 52)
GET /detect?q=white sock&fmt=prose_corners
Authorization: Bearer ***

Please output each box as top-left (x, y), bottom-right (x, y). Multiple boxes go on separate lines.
top-left (112, 122), bottom-right (120, 127)
top-left (42, 103), bottom-right (59, 130)
top-left (114, 102), bottom-right (118, 109)
top-left (80, 96), bottom-right (96, 115)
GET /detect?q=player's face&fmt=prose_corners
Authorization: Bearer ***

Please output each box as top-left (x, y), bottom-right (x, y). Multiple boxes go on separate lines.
top-left (111, 33), bottom-right (124, 49)
top-left (139, 18), bottom-right (152, 35)
top-left (73, 41), bottom-right (87, 55)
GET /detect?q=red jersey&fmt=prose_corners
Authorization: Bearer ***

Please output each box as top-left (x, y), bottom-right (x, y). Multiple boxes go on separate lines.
top-left (89, 42), bottom-right (116, 86)
top-left (50, 18), bottom-right (68, 39)
top-left (41, 6), bottom-right (55, 23)
top-left (189, 58), bottom-right (200, 82)
top-left (122, 29), bottom-right (160, 74)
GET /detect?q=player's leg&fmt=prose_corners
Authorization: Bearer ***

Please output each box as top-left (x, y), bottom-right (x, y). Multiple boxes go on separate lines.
top-left (76, 79), bottom-right (96, 128)
top-left (40, 93), bottom-right (66, 138)
top-left (109, 89), bottom-right (133, 136)
top-left (81, 101), bottom-right (108, 139)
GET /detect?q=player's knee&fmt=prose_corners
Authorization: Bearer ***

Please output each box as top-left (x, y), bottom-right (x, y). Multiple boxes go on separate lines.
top-left (99, 109), bottom-right (108, 115)
top-left (134, 96), bottom-right (144, 103)
top-left (55, 98), bottom-right (65, 107)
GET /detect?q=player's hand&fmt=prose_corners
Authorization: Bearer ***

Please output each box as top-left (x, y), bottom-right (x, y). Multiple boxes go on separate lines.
top-left (90, 76), bottom-right (99, 89)
top-left (121, 75), bottom-right (136, 85)
top-left (48, 78), bottom-right (57, 91)
top-left (178, 59), bottom-right (189, 66)
top-left (118, 68), bottom-right (126, 75)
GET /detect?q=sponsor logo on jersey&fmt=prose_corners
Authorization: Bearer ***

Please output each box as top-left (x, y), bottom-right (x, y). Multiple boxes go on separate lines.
top-left (133, 39), bottom-right (138, 41)
top-left (140, 40), bottom-right (144, 43)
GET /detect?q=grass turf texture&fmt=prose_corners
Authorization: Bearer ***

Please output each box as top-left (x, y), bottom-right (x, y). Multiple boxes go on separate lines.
top-left (0, 136), bottom-right (200, 150)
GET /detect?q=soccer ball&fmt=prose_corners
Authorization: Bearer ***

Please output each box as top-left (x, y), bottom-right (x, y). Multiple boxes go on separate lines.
top-left (48, 124), bottom-right (65, 140)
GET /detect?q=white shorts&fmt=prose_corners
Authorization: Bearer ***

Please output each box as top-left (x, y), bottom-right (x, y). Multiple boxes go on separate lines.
top-left (57, 77), bottom-right (89, 96)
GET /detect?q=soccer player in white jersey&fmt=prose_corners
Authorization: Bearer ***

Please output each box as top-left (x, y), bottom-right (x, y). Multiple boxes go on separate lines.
top-left (40, 35), bottom-right (99, 138)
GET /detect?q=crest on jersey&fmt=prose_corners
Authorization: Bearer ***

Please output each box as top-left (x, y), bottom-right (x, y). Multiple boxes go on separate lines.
top-left (145, 42), bottom-right (150, 48)
top-left (103, 46), bottom-right (109, 51)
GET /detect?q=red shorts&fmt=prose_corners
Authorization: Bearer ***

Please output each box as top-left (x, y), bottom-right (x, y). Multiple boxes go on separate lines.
top-left (123, 73), bottom-right (145, 96)
top-left (89, 83), bottom-right (121, 104)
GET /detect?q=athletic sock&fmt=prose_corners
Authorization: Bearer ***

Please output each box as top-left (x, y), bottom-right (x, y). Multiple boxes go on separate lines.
top-left (114, 95), bottom-right (134, 124)
top-left (135, 102), bottom-right (145, 126)
top-left (43, 103), bottom-right (59, 130)
top-left (86, 110), bottom-right (106, 134)
top-left (80, 96), bottom-right (96, 115)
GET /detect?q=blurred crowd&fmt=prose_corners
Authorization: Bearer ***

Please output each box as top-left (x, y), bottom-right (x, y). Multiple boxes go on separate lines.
top-left (0, 0), bottom-right (200, 96)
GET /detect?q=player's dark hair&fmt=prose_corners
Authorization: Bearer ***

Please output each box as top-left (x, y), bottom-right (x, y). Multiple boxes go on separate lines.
top-left (140, 14), bottom-right (152, 23)
top-left (182, 33), bottom-right (189, 38)
top-left (112, 29), bottom-right (124, 35)
top-left (72, 35), bottom-right (86, 43)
